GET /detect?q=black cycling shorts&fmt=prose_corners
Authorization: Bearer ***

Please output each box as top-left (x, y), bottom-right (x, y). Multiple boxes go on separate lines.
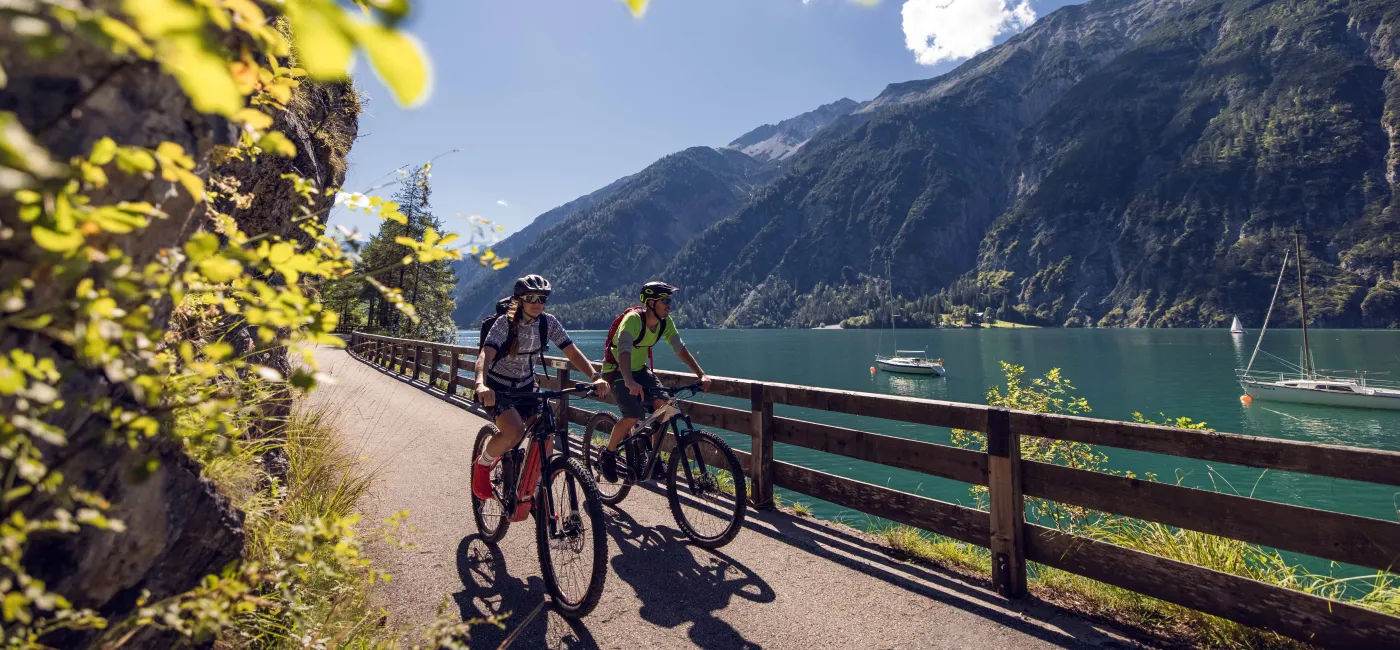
top-left (483, 377), bottom-right (542, 421)
top-left (604, 369), bottom-right (663, 419)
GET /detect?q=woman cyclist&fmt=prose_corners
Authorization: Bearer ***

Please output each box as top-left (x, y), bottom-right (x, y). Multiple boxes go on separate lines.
top-left (472, 274), bottom-right (609, 500)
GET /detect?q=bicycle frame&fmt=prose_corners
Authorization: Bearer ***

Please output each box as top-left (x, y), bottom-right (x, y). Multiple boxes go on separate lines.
top-left (613, 385), bottom-right (701, 483)
top-left (492, 386), bottom-right (591, 526)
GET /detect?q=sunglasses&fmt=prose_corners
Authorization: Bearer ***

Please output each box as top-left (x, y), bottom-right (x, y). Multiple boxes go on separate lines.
top-left (521, 294), bottom-right (548, 304)
top-left (657, 297), bottom-right (672, 305)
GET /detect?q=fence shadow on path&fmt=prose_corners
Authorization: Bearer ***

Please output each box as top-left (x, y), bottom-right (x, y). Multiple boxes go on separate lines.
top-left (453, 534), bottom-right (599, 649)
top-left (630, 483), bottom-right (1136, 650)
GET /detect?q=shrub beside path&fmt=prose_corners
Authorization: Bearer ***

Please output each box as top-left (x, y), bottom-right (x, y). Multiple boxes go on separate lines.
top-left (309, 345), bottom-right (1145, 649)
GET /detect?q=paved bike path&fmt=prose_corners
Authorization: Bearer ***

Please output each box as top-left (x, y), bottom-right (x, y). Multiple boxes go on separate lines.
top-left (309, 346), bottom-right (1142, 650)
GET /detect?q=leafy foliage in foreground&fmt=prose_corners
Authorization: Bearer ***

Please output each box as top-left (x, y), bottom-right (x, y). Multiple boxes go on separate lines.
top-left (0, 0), bottom-right (530, 645)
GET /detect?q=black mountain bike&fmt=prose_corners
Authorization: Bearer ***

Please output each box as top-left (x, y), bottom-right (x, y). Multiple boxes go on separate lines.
top-left (471, 384), bottom-right (607, 617)
top-left (581, 382), bottom-right (747, 549)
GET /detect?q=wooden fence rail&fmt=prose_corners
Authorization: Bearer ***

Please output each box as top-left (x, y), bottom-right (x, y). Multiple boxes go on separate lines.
top-left (344, 331), bottom-right (1400, 647)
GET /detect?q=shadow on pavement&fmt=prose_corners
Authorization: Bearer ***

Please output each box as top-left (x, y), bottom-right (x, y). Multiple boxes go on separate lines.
top-left (605, 507), bottom-right (774, 650)
top-left (453, 534), bottom-right (599, 649)
top-left (638, 483), bottom-right (1133, 650)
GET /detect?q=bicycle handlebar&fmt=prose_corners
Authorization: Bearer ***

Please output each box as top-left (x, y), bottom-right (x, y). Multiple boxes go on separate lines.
top-left (495, 383), bottom-right (599, 400)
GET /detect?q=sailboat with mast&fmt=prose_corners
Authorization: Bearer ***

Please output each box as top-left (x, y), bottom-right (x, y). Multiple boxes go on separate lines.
top-left (874, 262), bottom-right (945, 376)
top-left (1236, 230), bottom-right (1400, 409)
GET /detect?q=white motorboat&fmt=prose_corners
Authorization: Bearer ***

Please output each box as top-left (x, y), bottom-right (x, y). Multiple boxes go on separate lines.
top-left (1236, 230), bottom-right (1398, 410)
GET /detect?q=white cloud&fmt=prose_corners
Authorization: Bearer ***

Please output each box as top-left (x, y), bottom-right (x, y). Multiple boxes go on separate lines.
top-left (496, 199), bottom-right (509, 207)
top-left (901, 0), bottom-right (1036, 66)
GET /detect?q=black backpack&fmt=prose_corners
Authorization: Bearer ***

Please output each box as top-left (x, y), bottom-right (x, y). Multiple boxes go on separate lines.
top-left (477, 297), bottom-right (549, 376)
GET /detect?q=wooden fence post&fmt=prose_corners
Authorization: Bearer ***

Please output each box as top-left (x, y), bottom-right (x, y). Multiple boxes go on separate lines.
top-left (446, 346), bottom-right (461, 398)
top-left (987, 406), bottom-right (1026, 599)
top-left (375, 340), bottom-right (384, 365)
top-left (412, 343), bottom-right (423, 382)
top-left (431, 345), bottom-right (442, 390)
top-left (350, 332), bottom-right (358, 356)
top-left (750, 382), bottom-right (774, 509)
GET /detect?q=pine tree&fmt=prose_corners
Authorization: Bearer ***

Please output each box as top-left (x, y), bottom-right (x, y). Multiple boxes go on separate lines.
top-left (350, 168), bottom-right (459, 342)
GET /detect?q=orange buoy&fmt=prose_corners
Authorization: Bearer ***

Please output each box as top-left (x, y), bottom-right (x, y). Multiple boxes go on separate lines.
top-left (1240, 395), bottom-right (1252, 405)
top-left (869, 366), bottom-right (877, 374)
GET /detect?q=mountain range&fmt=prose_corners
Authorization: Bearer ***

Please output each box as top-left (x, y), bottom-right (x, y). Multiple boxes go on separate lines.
top-left (455, 0), bottom-right (1400, 330)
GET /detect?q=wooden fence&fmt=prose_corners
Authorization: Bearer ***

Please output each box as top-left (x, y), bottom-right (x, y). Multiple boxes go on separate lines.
top-left (345, 331), bottom-right (1400, 648)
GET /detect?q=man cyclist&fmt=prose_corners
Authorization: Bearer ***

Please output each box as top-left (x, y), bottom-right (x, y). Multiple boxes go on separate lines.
top-left (598, 281), bottom-right (711, 482)
top-left (472, 274), bottom-right (609, 500)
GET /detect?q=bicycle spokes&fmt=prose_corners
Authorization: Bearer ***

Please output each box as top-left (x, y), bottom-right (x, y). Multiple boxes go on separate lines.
top-left (543, 468), bottom-right (593, 597)
top-left (668, 433), bottom-right (746, 547)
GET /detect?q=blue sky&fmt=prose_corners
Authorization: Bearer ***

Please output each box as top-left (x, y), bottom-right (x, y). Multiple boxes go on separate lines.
top-left (330, 0), bottom-right (1077, 241)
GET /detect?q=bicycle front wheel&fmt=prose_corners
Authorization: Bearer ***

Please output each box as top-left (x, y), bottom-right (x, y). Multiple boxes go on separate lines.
top-left (581, 411), bottom-right (631, 505)
top-left (471, 424), bottom-right (509, 543)
top-left (535, 456), bottom-right (608, 617)
top-left (667, 430), bottom-right (747, 549)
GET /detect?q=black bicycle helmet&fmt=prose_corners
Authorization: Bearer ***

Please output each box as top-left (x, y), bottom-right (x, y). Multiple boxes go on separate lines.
top-left (639, 281), bottom-right (677, 304)
top-left (514, 274), bottom-right (552, 297)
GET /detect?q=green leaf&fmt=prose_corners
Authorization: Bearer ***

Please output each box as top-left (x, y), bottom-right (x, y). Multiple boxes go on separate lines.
top-left (184, 232), bottom-right (219, 263)
top-left (258, 131), bottom-right (297, 157)
top-left (0, 364), bottom-right (23, 394)
top-left (121, 0), bottom-right (202, 36)
top-left (3, 486), bottom-right (32, 504)
top-left (98, 15), bottom-right (154, 58)
top-left (290, 370), bottom-right (317, 391)
top-left (31, 226), bottom-right (84, 252)
top-left (197, 256), bottom-right (242, 282)
top-left (88, 206), bottom-right (149, 233)
top-left (115, 148), bottom-right (156, 174)
top-left (173, 167), bottom-right (205, 200)
top-left (0, 112), bottom-right (65, 182)
top-left (90, 137), bottom-right (117, 165)
top-left (285, 0), bottom-right (355, 80)
top-left (204, 341), bottom-right (233, 361)
top-left (3, 592), bottom-right (28, 624)
top-left (163, 33), bottom-right (243, 117)
top-left (350, 21), bottom-right (430, 106)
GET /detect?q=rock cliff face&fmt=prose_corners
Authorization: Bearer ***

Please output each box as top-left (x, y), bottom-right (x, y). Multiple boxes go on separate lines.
top-left (0, 25), bottom-right (245, 647)
top-left (209, 79), bottom-right (359, 454)
top-left (1, 12), bottom-right (358, 649)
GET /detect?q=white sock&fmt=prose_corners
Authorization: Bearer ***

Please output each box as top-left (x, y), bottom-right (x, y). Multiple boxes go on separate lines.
top-left (477, 449), bottom-right (498, 466)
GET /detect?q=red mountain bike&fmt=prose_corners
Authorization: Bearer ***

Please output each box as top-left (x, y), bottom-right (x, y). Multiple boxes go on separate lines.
top-left (471, 383), bottom-right (607, 617)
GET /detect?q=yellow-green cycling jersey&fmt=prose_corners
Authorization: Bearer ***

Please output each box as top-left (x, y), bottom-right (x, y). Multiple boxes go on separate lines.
top-left (602, 311), bottom-right (683, 373)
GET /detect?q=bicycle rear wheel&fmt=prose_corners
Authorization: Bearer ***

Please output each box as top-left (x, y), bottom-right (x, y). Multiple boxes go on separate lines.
top-left (471, 425), bottom-right (509, 543)
top-left (666, 430), bottom-right (747, 549)
top-left (536, 456), bottom-right (608, 617)
top-left (581, 412), bottom-right (631, 505)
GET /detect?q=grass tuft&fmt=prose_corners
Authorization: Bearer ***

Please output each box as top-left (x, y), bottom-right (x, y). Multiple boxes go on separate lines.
top-left (189, 400), bottom-right (396, 649)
